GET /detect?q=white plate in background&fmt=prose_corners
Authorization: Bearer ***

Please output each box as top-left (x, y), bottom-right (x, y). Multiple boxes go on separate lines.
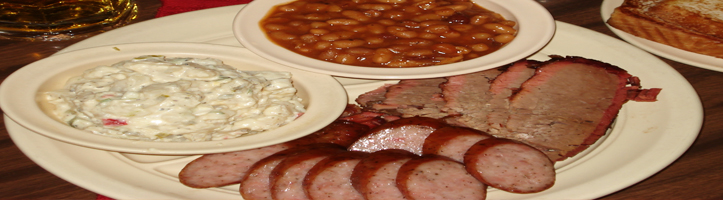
top-left (601, 0), bottom-right (723, 72)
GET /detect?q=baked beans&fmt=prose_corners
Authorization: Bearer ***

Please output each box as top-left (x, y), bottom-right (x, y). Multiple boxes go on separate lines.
top-left (260, 0), bottom-right (517, 68)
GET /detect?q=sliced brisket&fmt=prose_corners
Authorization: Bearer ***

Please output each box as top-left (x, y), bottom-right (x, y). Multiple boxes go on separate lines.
top-left (353, 55), bottom-right (661, 162)
top-left (486, 60), bottom-right (540, 135)
top-left (500, 56), bottom-right (648, 161)
top-left (355, 84), bottom-right (392, 109)
top-left (440, 68), bottom-right (504, 130)
top-left (355, 78), bottom-right (448, 119)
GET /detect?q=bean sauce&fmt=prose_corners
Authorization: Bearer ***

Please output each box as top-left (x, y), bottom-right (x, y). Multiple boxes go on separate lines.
top-left (260, 0), bottom-right (517, 68)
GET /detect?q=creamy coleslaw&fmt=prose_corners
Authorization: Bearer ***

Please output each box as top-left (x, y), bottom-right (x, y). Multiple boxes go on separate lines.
top-left (45, 55), bottom-right (305, 142)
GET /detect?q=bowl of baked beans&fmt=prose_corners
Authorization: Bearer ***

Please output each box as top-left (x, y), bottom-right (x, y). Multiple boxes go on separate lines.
top-left (233, 0), bottom-right (555, 79)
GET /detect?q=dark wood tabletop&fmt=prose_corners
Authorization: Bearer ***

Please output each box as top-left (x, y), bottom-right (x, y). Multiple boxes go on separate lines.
top-left (1, 0), bottom-right (721, 199)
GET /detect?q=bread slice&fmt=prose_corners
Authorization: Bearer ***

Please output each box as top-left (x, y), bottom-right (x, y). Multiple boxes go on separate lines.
top-left (606, 0), bottom-right (723, 58)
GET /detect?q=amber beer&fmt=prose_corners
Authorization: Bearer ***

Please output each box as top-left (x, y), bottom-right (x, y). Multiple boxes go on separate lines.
top-left (0, 0), bottom-right (137, 41)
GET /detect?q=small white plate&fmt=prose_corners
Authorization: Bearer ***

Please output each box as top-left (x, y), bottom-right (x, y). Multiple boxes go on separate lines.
top-left (0, 42), bottom-right (348, 155)
top-left (233, 0), bottom-right (555, 79)
top-left (601, 0), bottom-right (723, 72)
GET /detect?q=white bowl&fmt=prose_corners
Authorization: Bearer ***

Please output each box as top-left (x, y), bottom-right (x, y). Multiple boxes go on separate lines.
top-left (0, 43), bottom-right (348, 155)
top-left (233, 0), bottom-right (555, 79)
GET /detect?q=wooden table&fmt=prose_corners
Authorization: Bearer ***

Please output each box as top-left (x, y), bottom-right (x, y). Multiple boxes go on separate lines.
top-left (1, 0), bottom-right (721, 199)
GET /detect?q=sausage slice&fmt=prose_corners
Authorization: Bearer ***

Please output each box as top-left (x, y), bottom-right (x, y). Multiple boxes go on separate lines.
top-left (270, 144), bottom-right (346, 200)
top-left (179, 143), bottom-right (293, 188)
top-left (303, 151), bottom-right (369, 200)
top-left (422, 126), bottom-right (492, 162)
top-left (348, 117), bottom-right (447, 155)
top-left (464, 138), bottom-right (555, 193)
top-left (239, 145), bottom-right (313, 200)
top-left (350, 149), bottom-right (418, 200)
top-left (397, 155), bottom-right (487, 200)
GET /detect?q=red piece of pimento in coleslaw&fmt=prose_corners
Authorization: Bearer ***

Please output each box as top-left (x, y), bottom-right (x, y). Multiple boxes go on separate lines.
top-left (102, 118), bottom-right (128, 126)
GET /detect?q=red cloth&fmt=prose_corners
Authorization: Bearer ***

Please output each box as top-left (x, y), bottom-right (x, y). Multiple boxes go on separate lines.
top-left (96, 2), bottom-right (254, 199)
top-left (96, 194), bottom-right (115, 200)
top-left (156, 0), bottom-right (254, 17)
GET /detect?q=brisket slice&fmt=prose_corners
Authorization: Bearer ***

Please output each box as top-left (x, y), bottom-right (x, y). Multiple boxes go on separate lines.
top-left (441, 68), bottom-right (504, 130)
top-left (355, 78), bottom-right (448, 119)
top-left (626, 76), bottom-right (663, 102)
top-left (485, 60), bottom-right (541, 135)
top-left (499, 56), bottom-right (646, 161)
top-left (355, 84), bottom-right (392, 109)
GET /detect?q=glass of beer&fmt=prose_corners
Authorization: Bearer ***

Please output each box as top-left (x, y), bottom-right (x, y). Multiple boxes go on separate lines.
top-left (0, 0), bottom-right (138, 41)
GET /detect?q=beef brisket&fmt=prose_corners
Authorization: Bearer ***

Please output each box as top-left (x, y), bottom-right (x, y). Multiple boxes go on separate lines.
top-left (355, 84), bottom-right (392, 109)
top-left (354, 55), bottom-right (661, 161)
top-left (355, 78), bottom-right (448, 118)
top-left (485, 60), bottom-right (540, 135)
top-left (440, 69), bottom-right (503, 130)
top-left (500, 56), bottom-right (639, 161)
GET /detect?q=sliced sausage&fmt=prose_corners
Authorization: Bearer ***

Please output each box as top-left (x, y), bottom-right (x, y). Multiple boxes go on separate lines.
top-left (240, 145), bottom-right (317, 200)
top-left (348, 117), bottom-right (447, 155)
top-left (179, 120), bottom-right (368, 188)
top-left (422, 126), bottom-right (493, 162)
top-left (397, 155), bottom-right (487, 200)
top-left (179, 143), bottom-right (293, 188)
top-left (270, 144), bottom-right (346, 200)
top-left (303, 151), bottom-right (369, 200)
top-left (464, 138), bottom-right (555, 193)
top-left (350, 149), bottom-right (419, 200)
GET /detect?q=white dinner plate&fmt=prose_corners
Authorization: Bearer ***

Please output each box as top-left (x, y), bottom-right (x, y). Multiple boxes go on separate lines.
top-left (601, 0), bottom-right (723, 72)
top-left (7, 4), bottom-right (703, 200)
